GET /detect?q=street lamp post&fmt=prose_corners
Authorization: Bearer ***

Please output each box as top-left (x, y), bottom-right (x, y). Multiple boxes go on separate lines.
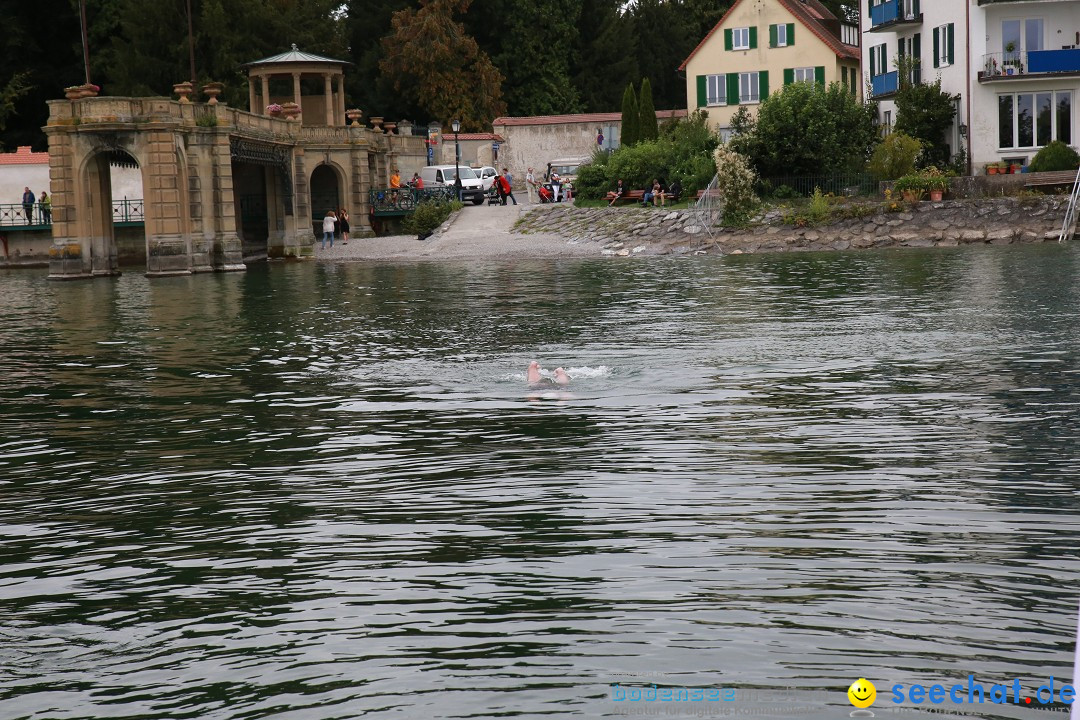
top-left (451, 118), bottom-right (461, 202)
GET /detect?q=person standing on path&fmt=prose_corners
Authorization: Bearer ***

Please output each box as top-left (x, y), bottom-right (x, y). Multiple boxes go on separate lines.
top-left (321, 209), bottom-right (336, 249)
top-left (21, 187), bottom-right (34, 223)
top-left (525, 167), bottom-right (537, 204)
top-left (550, 172), bottom-right (561, 203)
top-left (39, 191), bottom-right (51, 224)
top-left (499, 169), bottom-right (517, 206)
top-left (339, 208), bottom-right (350, 245)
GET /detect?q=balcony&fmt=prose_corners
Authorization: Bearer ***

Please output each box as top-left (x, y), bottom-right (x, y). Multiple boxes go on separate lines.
top-left (979, 48), bottom-right (1080, 82)
top-left (871, 71), bottom-right (899, 97)
top-left (868, 0), bottom-right (922, 32)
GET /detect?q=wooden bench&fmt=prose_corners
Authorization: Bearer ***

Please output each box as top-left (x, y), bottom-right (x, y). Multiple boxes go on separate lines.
top-left (695, 188), bottom-right (722, 201)
top-left (1024, 170), bottom-right (1080, 188)
top-left (606, 190), bottom-right (646, 205)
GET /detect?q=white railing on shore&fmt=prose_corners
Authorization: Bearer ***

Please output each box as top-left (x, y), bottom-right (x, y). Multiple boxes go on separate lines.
top-left (1058, 166), bottom-right (1080, 243)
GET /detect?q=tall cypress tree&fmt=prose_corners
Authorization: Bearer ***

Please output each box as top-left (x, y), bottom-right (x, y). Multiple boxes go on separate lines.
top-left (620, 83), bottom-right (638, 147)
top-left (637, 78), bottom-right (657, 141)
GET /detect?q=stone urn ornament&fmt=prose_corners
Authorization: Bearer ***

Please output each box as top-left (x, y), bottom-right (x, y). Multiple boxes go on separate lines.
top-left (201, 82), bottom-right (224, 105)
top-left (79, 83), bottom-right (100, 98)
top-left (369, 116), bottom-right (384, 132)
top-left (383, 122), bottom-right (397, 135)
top-left (346, 108), bottom-right (363, 126)
top-left (281, 102), bottom-right (301, 121)
top-left (173, 81), bottom-right (194, 103)
top-left (64, 86), bottom-right (83, 101)
top-left (267, 103), bottom-right (283, 118)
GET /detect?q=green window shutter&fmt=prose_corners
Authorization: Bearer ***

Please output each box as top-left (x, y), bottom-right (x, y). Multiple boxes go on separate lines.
top-left (913, 33), bottom-right (921, 64)
top-left (869, 46), bottom-right (876, 77)
top-left (727, 74), bottom-right (740, 105)
top-left (814, 66), bottom-right (825, 86)
top-left (947, 24), bottom-right (955, 65)
top-left (696, 75), bottom-right (707, 107)
top-left (784, 68), bottom-right (794, 85)
top-left (788, 24), bottom-right (795, 45)
top-left (759, 70), bottom-right (769, 99)
top-left (749, 26), bottom-right (758, 49)
top-left (724, 28), bottom-right (733, 51)
top-left (933, 26), bottom-right (940, 68)
top-left (841, 66), bottom-right (847, 85)
top-left (913, 0), bottom-right (920, 15)
top-left (897, 41), bottom-right (904, 59)
top-left (769, 24), bottom-right (777, 48)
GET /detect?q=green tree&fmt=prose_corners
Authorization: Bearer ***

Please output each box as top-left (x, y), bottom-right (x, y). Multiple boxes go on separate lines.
top-left (620, 83), bottom-right (638, 146)
top-left (380, 0), bottom-right (506, 131)
top-left (572, 0), bottom-right (637, 112)
top-left (466, 0), bottom-right (581, 116)
top-left (894, 78), bottom-right (959, 168)
top-left (630, 0), bottom-right (696, 110)
top-left (867, 133), bottom-right (922, 180)
top-left (346, 0), bottom-right (413, 121)
top-left (730, 81), bottom-right (878, 178)
top-left (638, 77), bottom-right (658, 142)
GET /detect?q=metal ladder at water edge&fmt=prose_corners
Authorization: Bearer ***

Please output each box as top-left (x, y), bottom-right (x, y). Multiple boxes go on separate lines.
top-left (1059, 166), bottom-right (1080, 243)
top-left (692, 174), bottom-right (719, 240)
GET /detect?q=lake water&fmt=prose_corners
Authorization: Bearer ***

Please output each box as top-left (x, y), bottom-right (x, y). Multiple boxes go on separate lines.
top-left (2, 245), bottom-right (1080, 720)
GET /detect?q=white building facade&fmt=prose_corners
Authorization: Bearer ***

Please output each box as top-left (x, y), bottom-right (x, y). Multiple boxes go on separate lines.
top-left (862, 0), bottom-right (968, 168)
top-left (863, 0), bottom-right (1080, 172)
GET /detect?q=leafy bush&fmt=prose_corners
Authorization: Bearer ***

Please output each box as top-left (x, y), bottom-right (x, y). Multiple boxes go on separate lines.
top-left (713, 145), bottom-right (758, 225)
top-left (772, 184), bottom-right (798, 199)
top-left (867, 133), bottom-right (922, 180)
top-left (894, 78), bottom-right (959, 168)
top-left (729, 81), bottom-right (878, 177)
top-left (892, 174), bottom-right (928, 197)
top-left (571, 110), bottom-right (720, 199)
top-left (1029, 141), bottom-right (1080, 172)
top-left (403, 199), bottom-right (462, 236)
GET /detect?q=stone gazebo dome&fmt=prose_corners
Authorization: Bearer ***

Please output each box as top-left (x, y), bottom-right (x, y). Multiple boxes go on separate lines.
top-left (241, 44), bottom-right (352, 126)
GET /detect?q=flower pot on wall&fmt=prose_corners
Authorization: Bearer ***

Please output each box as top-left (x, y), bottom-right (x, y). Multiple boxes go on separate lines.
top-left (281, 102), bottom-right (301, 120)
top-left (346, 108), bottom-right (363, 126)
top-left (64, 86), bottom-right (82, 101)
top-left (201, 82), bottom-right (224, 105)
top-left (902, 190), bottom-right (924, 203)
top-left (173, 82), bottom-right (194, 102)
top-left (929, 189), bottom-right (943, 202)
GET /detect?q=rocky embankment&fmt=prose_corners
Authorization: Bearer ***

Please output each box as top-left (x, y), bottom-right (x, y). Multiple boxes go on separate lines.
top-left (512, 196), bottom-right (1069, 255)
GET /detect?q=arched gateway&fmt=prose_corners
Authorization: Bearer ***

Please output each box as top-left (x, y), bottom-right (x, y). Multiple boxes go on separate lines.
top-left (45, 46), bottom-right (425, 279)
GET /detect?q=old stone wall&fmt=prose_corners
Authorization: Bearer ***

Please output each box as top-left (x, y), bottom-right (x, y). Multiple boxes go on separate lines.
top-left (513, 196), bottom-right (1069, 255)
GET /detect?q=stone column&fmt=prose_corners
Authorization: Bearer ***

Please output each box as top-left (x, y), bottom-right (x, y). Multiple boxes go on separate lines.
top-left (210, 130), bottom-right (244, 271)
top-left (287, 148), bottom-right (315, 258)
top-left (335, 74), bottom-right (346, 126)
top-left (144, 130), bottom-right (192, 276)
top-left (45, 129), bottom-right (93, 279)
top-left (323, 73), bottom-right (334, 126)
top-left (292, 73), bottom-right (301, 106)
top-left (248, 77), bottom-right (257, 114)
top-left (261, 74), bottom-right (270, 113)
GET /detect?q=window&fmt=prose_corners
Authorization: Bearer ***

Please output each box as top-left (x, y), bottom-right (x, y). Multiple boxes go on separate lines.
top-left (934, 24), bottom-right (954, 67)
top-left (794, 67), bottom-right (815, 84)
top-left (1003, 19), bottom-right (1044, 55)
top-left (733, 27), bottom-right (750, 50)
top-left (883, 110), bottom-right (893, 132)
top-left (740, 72), bottom-right (760, 103)
top-left (769, 23), bottom-right (794, 48)
top-left (869, 43), bottom-right (888, 77)
top-left (842, 66), bottom-right (848, 86)
top-left (999, 90), bottom-right (1071, 149)
top-left (899, 33), bottom-right (921, 82)
top-left (707, 74), bottom-right (726, 105)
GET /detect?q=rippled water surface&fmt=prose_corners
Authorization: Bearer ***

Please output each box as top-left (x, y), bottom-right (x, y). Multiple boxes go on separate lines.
top-left (3, 246), bottom-right (1080, 720)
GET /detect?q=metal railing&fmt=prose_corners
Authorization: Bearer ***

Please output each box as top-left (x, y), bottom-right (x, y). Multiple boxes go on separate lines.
top-left (759, 174), bottom-right (877, 197)
top-left (367, 187), bottom-right (455, 215)
top-left (1059, 166), bottom-right (1080, 243)
top-left (0, 198), bottom-right (144, 228)
top-left (871, 71), bottom-right (899, 97)
top-left (982, 49), bottom-right (1080, 79)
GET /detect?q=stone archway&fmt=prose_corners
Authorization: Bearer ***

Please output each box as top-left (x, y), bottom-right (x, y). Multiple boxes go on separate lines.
top-left (310, 163), bottom-right (343, 236)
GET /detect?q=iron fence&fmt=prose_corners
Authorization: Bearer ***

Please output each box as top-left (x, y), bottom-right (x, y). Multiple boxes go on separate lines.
top-left (758, 174), bottom-right (877, 198)
top-left (367, 187), bottom-right (455, 215)
top-left (0, 198), bottom-right (145, 228)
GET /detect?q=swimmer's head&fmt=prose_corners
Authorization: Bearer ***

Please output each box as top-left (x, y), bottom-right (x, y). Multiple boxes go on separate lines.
top-left (527, 361), bottom-right (542, 383)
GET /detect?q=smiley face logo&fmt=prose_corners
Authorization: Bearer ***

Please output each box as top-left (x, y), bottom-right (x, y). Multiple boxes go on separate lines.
top-left (848, 678), bottom-right (876, 708)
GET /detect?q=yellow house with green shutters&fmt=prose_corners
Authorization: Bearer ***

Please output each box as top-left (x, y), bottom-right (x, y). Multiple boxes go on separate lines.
top-left (680, 0), bottom-right (862, 137)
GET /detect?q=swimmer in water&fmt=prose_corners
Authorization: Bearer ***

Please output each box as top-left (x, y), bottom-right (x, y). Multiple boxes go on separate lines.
top-left (527, 360), bottom-right (544, 384)
top-left (554, 368), bottom-right (570, 386)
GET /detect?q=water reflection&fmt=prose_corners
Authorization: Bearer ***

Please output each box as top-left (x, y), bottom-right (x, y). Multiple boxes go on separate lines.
top-left (2, 245), bottom-right (1080, 719)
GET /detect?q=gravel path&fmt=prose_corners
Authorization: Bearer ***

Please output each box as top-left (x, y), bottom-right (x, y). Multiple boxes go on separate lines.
top-left (312, 199), bottom-right (604, 261)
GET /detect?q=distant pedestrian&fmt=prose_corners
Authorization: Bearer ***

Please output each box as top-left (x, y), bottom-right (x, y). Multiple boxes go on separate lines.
top-left (339, 208), bottom-right (350, 245)
top-left (321, 209), bottom-right (336, 249)
top-left (550, 172), bottom-right (561, 203)
top-left (609, 179), bottom-right (625, 206)
top-left (525, 167), bottom-right (537, 203)
top-left (39, 191), bottom-right (51, 224)
top-left (21, 187), bottom-right (34, 223)
top-left (499, 169), bottom-right (517, 206)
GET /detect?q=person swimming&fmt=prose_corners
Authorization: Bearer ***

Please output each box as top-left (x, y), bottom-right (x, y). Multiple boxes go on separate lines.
top-left (526, 361), bottom-right (570, 387)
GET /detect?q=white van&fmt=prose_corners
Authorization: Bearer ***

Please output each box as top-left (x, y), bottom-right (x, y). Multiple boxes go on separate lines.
top-left (419, 165), bottom-right (486, 205)
top-left (473, 166), bottom-right (498, 192)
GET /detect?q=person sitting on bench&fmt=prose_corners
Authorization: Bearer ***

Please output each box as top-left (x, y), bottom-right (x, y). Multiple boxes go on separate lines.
top-left (609, 179), bottom-right (625, 206)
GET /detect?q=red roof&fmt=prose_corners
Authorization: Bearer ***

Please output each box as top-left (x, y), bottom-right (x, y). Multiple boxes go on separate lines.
top-left (453, 133), bottom-right (505, 141)
top-left (679, 0), bottom-right (858, 71)
top-left (493, 110), bottom-right (686, 127)
top-left (0, 146), bottom-right (48, 166)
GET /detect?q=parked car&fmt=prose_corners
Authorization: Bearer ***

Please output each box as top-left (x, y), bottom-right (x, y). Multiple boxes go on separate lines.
top-left (419, 165), bottom-right (486, 205)
top-left (545, 157), bottom-right (589, 199)
top-left (473, 166), bottom-right (498, 192)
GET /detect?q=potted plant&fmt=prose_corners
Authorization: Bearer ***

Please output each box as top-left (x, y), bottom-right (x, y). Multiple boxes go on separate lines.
top-left (923, 166), bottom-right (949, 201)
top-left (266, 103), bottom-right (283, 117)
top-left (281, 101), bottom-right (301, 120)
top-left (893, 173), bottom-right (927, 202)
top-left (79, 83), bottom-right (100, 98)
top-left (64, 85), bottom-right (83, 101)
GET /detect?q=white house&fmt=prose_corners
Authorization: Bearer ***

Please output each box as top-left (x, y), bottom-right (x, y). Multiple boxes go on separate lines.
top-left (862, 0), bottom-right (967, 168)
top-left (863, 0), bottom-right (1080, 173)
top-left (969, 0), bottom-right (1080, 171)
